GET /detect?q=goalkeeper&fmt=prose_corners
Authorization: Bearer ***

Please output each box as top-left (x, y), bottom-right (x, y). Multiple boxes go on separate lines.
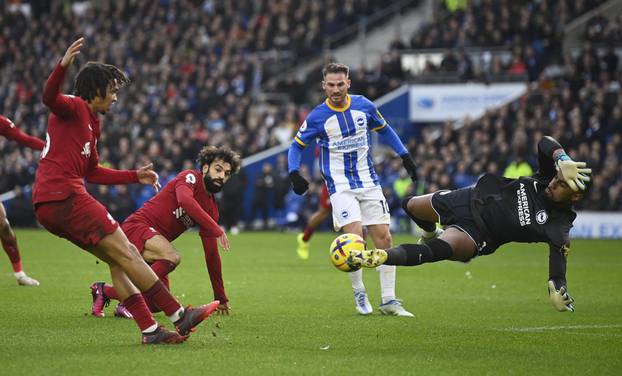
top-left (349, 136), bottom-right (591, 313)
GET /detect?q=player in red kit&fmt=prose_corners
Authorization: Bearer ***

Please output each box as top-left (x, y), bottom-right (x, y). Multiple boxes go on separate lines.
top-left (90, 146), bottom-right (240, 318)
top-left (33, 38), bottom-right (219, 344)
top-left (0, 115), bottom-right (45, 286)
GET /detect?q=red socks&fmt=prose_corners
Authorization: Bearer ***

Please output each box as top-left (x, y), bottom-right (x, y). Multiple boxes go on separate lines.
top-left (302, 226), bottom-right (315, 242)
top-left (2, 238), bottom-right (23, 273)
top-left (123, 294), bottom-right (157, 332)
top-left (143, 280), bottom-right (181, 316)
top-left (103, 259), bottom-right (176, 304)
top-left (151, 259), bottom-right (177, 279)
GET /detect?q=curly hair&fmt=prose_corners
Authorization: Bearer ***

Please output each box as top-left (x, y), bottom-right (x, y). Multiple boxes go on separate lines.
top-left (197, 146), bottom-right (241, 174)
top-left (73, 61), bottom-right (130, 101)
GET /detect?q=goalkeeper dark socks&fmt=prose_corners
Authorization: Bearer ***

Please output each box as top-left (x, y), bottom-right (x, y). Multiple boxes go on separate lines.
top-left (401, 197), bottom-right (436, 232)
top-left (385, 239), bottom-right (453, 266)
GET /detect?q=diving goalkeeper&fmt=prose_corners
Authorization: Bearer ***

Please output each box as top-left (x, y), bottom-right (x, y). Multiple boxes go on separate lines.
top-left (348, 136), bottom-right (592, 313)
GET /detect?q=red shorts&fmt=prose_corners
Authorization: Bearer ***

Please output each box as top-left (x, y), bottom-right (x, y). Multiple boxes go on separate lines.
top-left (320, 184), bottom-right (332, 209)
top-left (35, 193), bottom-right (119, 250)
top-left (121, 218), bottom-right (160, 253)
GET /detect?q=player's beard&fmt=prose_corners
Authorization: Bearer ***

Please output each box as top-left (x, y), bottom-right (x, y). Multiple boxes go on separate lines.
top-left (204, 175), bottom-right (224, 193)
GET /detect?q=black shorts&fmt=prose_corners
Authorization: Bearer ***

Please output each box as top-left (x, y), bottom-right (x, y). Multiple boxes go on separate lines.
top-left (431, 188), bottom-right (496, 257)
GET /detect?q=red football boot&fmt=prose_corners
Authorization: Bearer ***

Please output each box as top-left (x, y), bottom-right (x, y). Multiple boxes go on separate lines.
top-left (142, 326), bottom-right (188, 345)
top-left (175, 300), bottom-right (220, 336)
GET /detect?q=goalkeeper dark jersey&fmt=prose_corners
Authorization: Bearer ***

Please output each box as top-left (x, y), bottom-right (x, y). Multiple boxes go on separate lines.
top-left (471, 174), bottom-right (575, 251)
top-left (470, 136), bottom-right (576, 253)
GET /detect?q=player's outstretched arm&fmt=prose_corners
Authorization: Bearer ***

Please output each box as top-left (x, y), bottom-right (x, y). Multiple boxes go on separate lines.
top-left (548, 243), bottom-right (574, 312)
top-left (288, 142), bottom-right (309, 195)
top-left (175, 184), bottom-right (224, 238)
top-left (537, 136), bottom-right (591, 191)
top-left (0, 116), bottom-right (45, 151)
top-left (200, 235), bottom-right (230, 314)
top-left (42, 38), bottom-right (84, 117)
top-left (375, 124), bottom-right (417, 183)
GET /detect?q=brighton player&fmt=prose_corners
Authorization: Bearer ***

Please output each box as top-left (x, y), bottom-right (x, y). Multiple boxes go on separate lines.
top-left (90, 146), bottom-right (240, 317)
top-left (288, 63), bottom-right (418, 316)
top-left (34, 38), bottom-right (218, 344)
top-left (0, 115), bottom-right (44, 286)
top-left (349, 136), bottom-right (591, 313)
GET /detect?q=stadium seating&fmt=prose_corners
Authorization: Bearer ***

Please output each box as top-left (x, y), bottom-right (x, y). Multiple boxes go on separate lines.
top-left (1, 0), bottom-right (621, 228)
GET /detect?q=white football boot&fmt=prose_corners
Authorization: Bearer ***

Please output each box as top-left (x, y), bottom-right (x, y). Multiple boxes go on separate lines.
top-left (16, 272), bottom-right (40, 286)
top-left (379, 299), bottom-right (414, 317)
top-left (353, 290), bottom-right (373, 315)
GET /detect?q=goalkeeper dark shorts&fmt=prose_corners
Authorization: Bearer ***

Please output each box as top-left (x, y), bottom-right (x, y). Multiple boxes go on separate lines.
top-left (431, 187), bottom-right (496, 257)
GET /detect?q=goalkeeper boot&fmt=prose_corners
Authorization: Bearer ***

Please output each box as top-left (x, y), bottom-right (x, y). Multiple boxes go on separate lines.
top-left (379, 299), bottom-right (414, 317)
top-left (353, 290), bottom-right (373, 315)
top-left (114, 303), bottom-right (133, 319)
top-left (16, 272), bottom-right (40, 286)
top-left (142, 326), bottom-right (188, 345)
top-left (296, 233), bottom-right (310, 260)
top-left (174, 300), bottom-right (220, 336)
top-left (418, 228), bottom-right (444, 244)
top-left (348, 249), bottom-right (388, 268)
top-left (90, 282), bottom-right (110, 318)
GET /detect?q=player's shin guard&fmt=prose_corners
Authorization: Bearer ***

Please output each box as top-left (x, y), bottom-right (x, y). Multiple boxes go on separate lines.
top-left (143, 280), bottom-right (182, 316)
top-left (401, 197), bottom-right (436, 232)
top-left (385, 239), bottom-right (453, 266)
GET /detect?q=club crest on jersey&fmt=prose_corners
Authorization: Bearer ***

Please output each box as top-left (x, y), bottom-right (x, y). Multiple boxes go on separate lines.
top-left (536, 210), bottom-right (548, 224)
top-left (81, 142), bottom-right (91, 158)
top-left (355, 116), bottom-right (366, 127)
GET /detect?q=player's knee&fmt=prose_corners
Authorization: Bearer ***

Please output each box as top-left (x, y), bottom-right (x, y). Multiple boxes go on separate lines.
top-left (401, 196), bottom-right (415, 215)
top-left (375, 231), bottom-right (392, 249)
top-left (110, 241), bottom-right (142, 265)
top-left (0, 218), bottom-right (11, 235)
top-left (166, 251), bottom-right (181, 266)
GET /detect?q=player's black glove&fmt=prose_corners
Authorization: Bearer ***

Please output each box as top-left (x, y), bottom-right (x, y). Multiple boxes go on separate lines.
top-left (289, 171), bottom-right (309, 195)
top-left (548, 279), bottom-right (575, 312)
top-left (400, 154), bottom-right (418, 184)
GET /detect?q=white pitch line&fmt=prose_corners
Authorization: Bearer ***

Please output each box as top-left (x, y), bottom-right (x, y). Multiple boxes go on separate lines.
top-left (497, 324), bottom-right (622, 332)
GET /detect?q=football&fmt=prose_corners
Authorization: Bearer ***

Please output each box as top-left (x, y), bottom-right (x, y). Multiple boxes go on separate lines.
top-left (329, 233), bottom-right (366, 272)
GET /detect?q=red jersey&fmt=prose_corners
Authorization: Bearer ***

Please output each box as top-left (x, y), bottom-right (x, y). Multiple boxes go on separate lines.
top-left (0, 115), bottom-right (45, 150)
top-left (124, 169), bottom-right (227, 303)
top-left (127, 169), bottom-right (223, 241)
top-left (33, 64), bottom-right (138, 205)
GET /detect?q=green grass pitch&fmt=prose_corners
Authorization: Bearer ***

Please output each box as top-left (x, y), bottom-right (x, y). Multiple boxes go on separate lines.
top-left (1, 229), bottom-right (621, 375)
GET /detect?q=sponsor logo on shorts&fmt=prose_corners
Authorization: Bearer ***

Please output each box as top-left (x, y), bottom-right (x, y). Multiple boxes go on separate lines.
top-left (341, 210), bottom-right (349, 219)
top-left (536, 210), bottom-right (548, 224)
top-left (149, 227), bottom-right (156, 233)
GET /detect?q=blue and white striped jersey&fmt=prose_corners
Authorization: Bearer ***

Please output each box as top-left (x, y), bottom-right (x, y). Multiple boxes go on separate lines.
top-left (293, 94), bottom-right (389, 195)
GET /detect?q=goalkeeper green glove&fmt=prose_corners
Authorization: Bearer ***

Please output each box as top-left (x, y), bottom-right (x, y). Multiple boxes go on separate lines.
top-left (555, 154), bottom-right (592, 191)
top-left (548, 280), bottom-right (575, 312)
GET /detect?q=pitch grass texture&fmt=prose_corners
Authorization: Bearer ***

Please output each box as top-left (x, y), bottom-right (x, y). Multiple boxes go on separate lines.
top-left (1, 230), bottom-right (621, 375)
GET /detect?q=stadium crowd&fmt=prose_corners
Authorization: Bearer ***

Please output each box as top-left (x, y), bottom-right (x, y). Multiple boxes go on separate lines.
top-left (1, 0), bottom-right (621, 231)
